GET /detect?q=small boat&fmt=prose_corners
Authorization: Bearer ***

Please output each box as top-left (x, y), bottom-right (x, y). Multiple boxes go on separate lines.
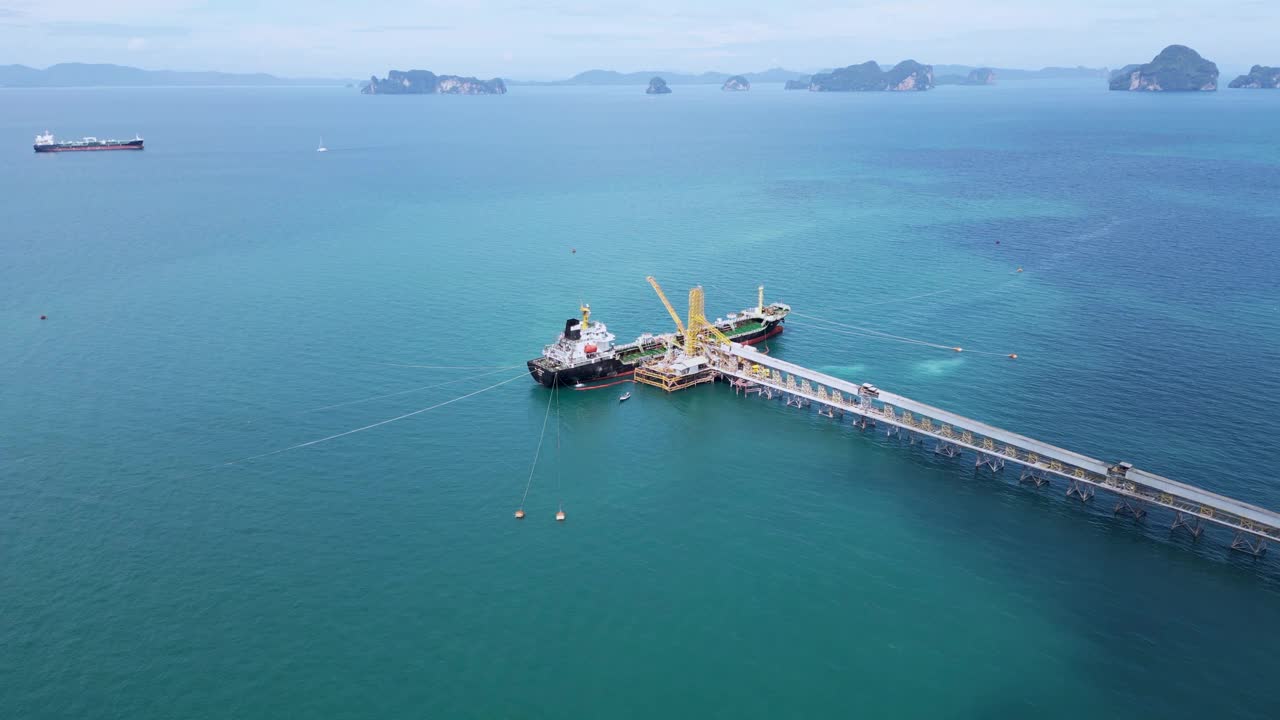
top-left (316, 136), bottom-right (328, 153)
top-left (574, 382), bottom-right (585, 389)
top-left (619, 392), bottom-right (631, 402)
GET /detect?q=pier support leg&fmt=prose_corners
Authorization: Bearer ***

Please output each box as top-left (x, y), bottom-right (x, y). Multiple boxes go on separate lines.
top-left (856, 415), bottom-right (876, 431)
top-left (1171, 512), bottom-right (1203, 539)
top-left (1114, 497), bottom-right (1147, 520)
top-left (1019, 468), bottom-right (1050, 487)
top-left (1066, 479), bottom-right (1094, 502)
top-left (975, 453), bottom-right (1005, 473)
top-left (885, 424), bottom-right (900, 439)
top-left (1230, 532), bottom-right (1268, 557)
top-left (934, 441), bottom-right (959, 458)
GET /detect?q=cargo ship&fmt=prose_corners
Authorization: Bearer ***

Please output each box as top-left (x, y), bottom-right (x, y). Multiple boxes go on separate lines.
top-left (527, 288), bottom-right (789, 389)
top-left (33, 131), bottom-right (144, 153)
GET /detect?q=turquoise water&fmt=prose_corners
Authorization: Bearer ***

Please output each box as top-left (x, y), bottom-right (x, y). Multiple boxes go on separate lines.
top-left (3, 81), bottom-right (1280, 718)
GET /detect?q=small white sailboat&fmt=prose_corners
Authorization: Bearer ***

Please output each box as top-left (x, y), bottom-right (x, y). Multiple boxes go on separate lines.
top-left (316, 136), bottom-right (328, 152)
top-left (619, 391), bottom-right (631, 402)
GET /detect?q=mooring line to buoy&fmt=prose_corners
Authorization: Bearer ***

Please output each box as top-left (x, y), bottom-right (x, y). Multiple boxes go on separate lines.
top-left (554, 380), bottom-right (564, 518)
top-left (793, 311), bottom-right (1018, 358)
top-left (374, 362), bottom-right (523, 370)
top-left (517, 373), bottom-right (557, 514)
top-left (305, 364), bottom-right (522, 412)
top-left (101, 370), bottom-right (533, 494)
top-left (226, 371), bottom-right (529, 467)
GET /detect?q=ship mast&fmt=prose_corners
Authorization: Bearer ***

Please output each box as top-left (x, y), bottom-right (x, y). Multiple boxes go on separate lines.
top-left (758, 285), bottom-right (764, 314)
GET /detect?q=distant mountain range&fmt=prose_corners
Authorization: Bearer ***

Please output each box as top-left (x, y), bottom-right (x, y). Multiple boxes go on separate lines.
top-left (511, 65), bottom-right (1109, 86)
top-left (509, 68), bottom-right (811, 86)
top-left (0, 63), bottom-right (352, 88)
top-left (0, 61), bottom-right (1111, 89)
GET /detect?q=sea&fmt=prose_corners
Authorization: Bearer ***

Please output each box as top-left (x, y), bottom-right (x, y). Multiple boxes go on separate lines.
top-left (2, 80), bottom-right (1279, 719)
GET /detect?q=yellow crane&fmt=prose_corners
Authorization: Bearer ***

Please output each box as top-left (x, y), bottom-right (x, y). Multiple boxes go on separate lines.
top-left (646, 276), bottom-right (686, 348)
top-left (646, 276), bottom-right (734, 356)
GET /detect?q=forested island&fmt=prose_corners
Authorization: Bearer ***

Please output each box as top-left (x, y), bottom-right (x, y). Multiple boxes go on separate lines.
top-left (362, 70), bottom-right (506, 95)
top-left (1108, 45), bottom-right (1218, 91)
top-left (721, 75), bottom-right (750, 91)
top-left (646, 77), bottom-right (671, 94)
top-left (1228, 66), bottom-right (1280, 88)
top-left (936, 68), bottom-right (996, 85)
top-left (804, 60), bottom-right (934, 91)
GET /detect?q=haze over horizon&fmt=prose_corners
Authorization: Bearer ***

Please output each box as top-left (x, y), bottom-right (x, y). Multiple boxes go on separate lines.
top-left (1, 0), bottom-right (1275, 80)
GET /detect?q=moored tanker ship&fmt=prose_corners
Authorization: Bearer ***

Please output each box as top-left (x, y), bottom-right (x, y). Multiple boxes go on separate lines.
top-left (527, 289), bottom-right (789, 389)
top-left (33, 131), bottom-right (144, 153)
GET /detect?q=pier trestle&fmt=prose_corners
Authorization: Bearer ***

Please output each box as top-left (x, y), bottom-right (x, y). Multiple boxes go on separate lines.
top-left (976, 452), bottom-right (1006, 473)
top-left (1231, 532), bottom-right (1268, 557)
top-left (705, 343), bottom-right (1280, 559)
top-left (1171, 512), bottom-right (1204, 539)
top-left (1114, 497), bottom-right (1147, 520)
top-left (1019, 468), bottom-right (1051, 487)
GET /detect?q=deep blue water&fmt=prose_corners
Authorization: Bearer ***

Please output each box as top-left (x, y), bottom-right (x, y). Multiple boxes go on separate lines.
top-left (2, 81), bottom-right (1280, 718)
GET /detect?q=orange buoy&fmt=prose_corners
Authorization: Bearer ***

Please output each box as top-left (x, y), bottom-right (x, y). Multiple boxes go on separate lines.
top-left (514, 508), bottom-right (525, 519)
top-left (555, 509), bottom-right (566, 522)
top-left (1008, 353), bottom-right (1018, 360)
top-left (953, 347), bottom-right (963, 353)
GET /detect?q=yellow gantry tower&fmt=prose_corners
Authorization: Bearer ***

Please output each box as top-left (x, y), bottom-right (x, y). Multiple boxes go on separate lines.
top-left (684, 285), bottom-right (733, 356)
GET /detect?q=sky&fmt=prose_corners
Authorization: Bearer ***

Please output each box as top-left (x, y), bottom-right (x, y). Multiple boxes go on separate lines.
top-left (1, 1), bottom-right (1276, 79)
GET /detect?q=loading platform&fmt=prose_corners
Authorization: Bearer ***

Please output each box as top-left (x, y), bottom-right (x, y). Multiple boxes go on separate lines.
top-left (704, 343), bottom-right (1280, 556)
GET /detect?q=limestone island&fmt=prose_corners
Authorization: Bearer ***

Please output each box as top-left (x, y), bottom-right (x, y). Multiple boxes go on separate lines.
top-left (1108, 45), bottom-right (1218, 91)
top-left (362, 70), bottom-right (506, 95)
top-left (721, 75), bottom-right (750, 91)
top-left (1229, 66), bottom-right (1280, 88)
top-left (805, 60), bottom-right (934, 91)
top-left (784, 78), bottom-right (809, 90)
top-left (936, 68), bottom-right (996, 86)
top-left (646, 77), bottom-right (671, 94)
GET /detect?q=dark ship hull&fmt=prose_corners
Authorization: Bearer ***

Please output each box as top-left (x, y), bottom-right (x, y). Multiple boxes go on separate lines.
top-left (34, 139), bottom-right (144, 153)
top-left (527, 318), bottom-right (784, 389)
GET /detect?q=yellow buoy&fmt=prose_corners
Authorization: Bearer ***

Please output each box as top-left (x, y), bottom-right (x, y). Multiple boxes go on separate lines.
top-left (514, 509), bottom-right (525, 519)
top-left (555, 509), bottom-right (566, 522)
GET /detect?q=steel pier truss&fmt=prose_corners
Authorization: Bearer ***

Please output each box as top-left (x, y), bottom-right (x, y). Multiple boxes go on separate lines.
top-left (711, 345), bottom-right (1279, 557)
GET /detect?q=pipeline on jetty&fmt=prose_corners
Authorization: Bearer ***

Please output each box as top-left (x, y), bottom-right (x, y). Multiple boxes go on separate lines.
top-left (698, 342), bottom-right (1278, 556)
top-left (542, 279), bottom-right (1278, 557)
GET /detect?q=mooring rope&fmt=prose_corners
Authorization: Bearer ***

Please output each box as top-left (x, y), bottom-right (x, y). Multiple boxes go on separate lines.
top-left (793, 311), bottom-right (1016, 357)
top-left (305, 364), bottom-right (522, 412)
top-left (519, 373), bottom-right (557, 509)
top-left (375, 363), bottom-right (523, 370)
top-left (554, 380), bottom-right (563, 512)
top-left (226, 371), bottom-right (529, 466)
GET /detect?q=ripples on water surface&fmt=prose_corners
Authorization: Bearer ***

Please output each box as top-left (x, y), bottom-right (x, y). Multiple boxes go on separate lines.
top-left (2, 82), bottom-right (1279, 718)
